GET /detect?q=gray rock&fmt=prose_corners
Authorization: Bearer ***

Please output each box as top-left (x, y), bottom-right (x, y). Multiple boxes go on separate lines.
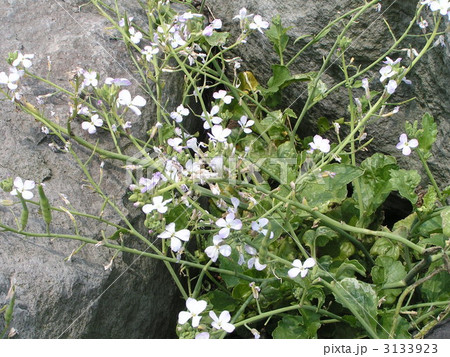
top-left (207, 0), bottom-right (450, 187)
top-left (0, 0), bottom-right (182, 338)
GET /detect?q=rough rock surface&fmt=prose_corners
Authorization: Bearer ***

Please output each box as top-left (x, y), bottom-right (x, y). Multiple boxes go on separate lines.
top-left (207, 0), bottom-right (450, 187)
top-left (0, 0), bottom-right (182, 338)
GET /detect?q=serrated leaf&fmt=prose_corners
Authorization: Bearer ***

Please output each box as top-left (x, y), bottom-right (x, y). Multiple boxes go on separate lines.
top-left (389, 169), bottom-right (421, 205)
top-left (416, 113), bottom-right (437, 155)
top-left (332, 278), bottom-right (378, 331)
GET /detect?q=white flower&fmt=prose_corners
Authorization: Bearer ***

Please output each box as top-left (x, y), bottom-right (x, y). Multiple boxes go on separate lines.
top-left (117, 89), bottom-right (146, 115)
top-left (12, 52), bottom-right (34, 68)
top-left (386, 80), bottom-right (398, 95)
top-left (208, 125), bottom-right (231, 143)
top-left (213, 90), bottom-right (233, 104)
top-left (142, 195), bottom-right (172, 214)
top-left (418, 19), bottom-right (429, 29)
top-left (215, 212), bottom-right (242, 238)
top-left (142, 45), bottom-right (159, 61)
top-left (170, 104), bottom-right (189, 123)
top-left (195, 332), bottom-right (210, 339)
top-left (245, 245), bottom-right (267, 271)
top-left (202, 105), bottom-right (222, 129)
top-left (429, 0), bottom-right (450, 16)
top-left (178, 297), bottom-right (207, 328)
top-left (157, 222), bottom-right (190, 252)
top-left (129, 27), bottom-right (143, 44)
top-left (168, 137), bottom-right (184, 153)
top-left (396, 133), bottom-right (418, 156)
top-left (205, 235), bottom-right (232, 262)
top-left (249, 15), bottom-right (269, 34)
top-left (81, 114), bottom-right (103, 134)
top-left (105, 77), bottom-right (132, 86)
top-left (119, 16), bottom-right (134, 27)
top-left (238, 116), bottom-right (254, 134)
top-left (251, 218), bottom-right (274, 239)
top-left (10, 177), bottom-right (35, 200)
top-left (308, 135), bottom-right (330, 153)
top-left (288, 258), bottom-right (315, 278)
top-left (82, 70), bottom-right (98, 88)
top-left (209, 311), bottom-right (235, 333)
top-left (0, 71), bottom-right (20, 90)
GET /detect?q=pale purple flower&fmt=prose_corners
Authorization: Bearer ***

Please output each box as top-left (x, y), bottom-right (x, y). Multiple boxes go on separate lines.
top-left (288, 258), bottom-right (315, 278)
top-left (209, 311), bottom-right (235, 333)
top-left (204, 235), bottom-right (232, 262)
top-left (117, 89), bottom-right (146, 115)
top-left (203, 19), bottom-right (222, 36)
top-left (195, 332), bottom-right (210, 339)
top-left (202, 105), bottom-right (222, 129)
top-left (129, 27), bottom-right (143, 44)
top-left (233, 8), bottom-right (253, 21)
top-left (308, 135), bottom-right (330, 153)
top-left (251, 218), bottom-right (274, 239)
top-left (215, 212), bottom-right (242, 238)
top-left (81, 114), bottom-right (103, 134)
top-left (157, 222), bottom-right (190, 252)
top-left (396, 133), bottom-right (418, 156)
top-left (245, 245), bottom-right (267, 271)
top-left (10, 177), bottom-right (35, 200)
top-left (178, 297), bottom-right (207, 328)
top-left (142, 196), bottom-right (172, 214)
top-left (386, 80), bottom-right (398, 94)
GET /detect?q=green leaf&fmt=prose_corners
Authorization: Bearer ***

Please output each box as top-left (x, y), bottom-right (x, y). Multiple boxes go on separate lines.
top-left (371, 256), bottom-right (406, 304)
top-left (389, 169), bottom-right (421, 205)
top-left (418, 186), bottom-right (438, 214)
top-left (370, 238), bottom-right (400, 260)
top-left (378, 312), bottom-right (411, 338)
top-left (421, 261), bottom-right (450, 301)
top-left (306, 287), bottom-right (325, 310)
top-left (298, 164), bottom-right (364, 213)
top-left (317, 117), bottom-right (331, 134)
top-left (204, 31), bottom-right (229, 46)
top-left (266, 15), bottom-right (291, 57)
top-left (440, 207), bottom-right (450, 237)
top-left (332, 278), bottom-right (378, 331)
top-left (272, 311), bottom-right (321, 339)
top-left (332, 259), bottom-right (366, 279)
top-left (416, 113), bottom-right (437, 158)
top-left (356, 153), bottom-right (397, 218)
top-left (308, 78), bottom-right (328, 104)
top-left (231, 283), bottom-right (252, 301)
top-left (203, 290), bottom-right (237, 312)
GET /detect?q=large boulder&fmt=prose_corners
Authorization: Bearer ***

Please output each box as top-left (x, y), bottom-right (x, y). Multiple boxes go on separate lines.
top-left (207, 0), bottom-right (450, 187)
top-left (0, 0), bottom-right (182, 338)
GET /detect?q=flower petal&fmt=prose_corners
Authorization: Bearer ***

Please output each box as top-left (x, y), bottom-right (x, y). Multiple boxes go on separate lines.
top-left (178, 311), bottom-right (191, 325)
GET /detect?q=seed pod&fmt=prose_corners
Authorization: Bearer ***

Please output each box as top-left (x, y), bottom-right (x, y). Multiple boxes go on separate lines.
top-left (19, 197), bottom-right (29, 231)
top-left (4, 287), bottom-right (15, 327)
top-left (38, 184), bottom-right (52, 233)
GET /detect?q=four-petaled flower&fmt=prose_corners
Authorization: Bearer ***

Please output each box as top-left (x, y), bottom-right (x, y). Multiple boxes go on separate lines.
top-left (142, 195), bottom-right (172, 214)
top-left (209, 310), bottom-right (235, 333)
top-left (238, 116), bottom-right (254, 134)
top-left (288, 258), bottom-right (316, 278)
top-left (251, 217), bottom-right (274, 239)
top-left (170, 104), bottom-right (189, 123)
top-left (308, 135), bottom-right (330, 154)
top-left (167, 137), bottom-right (184, 153)
top-left (10, 177), bottom-right (35, 200)
top-left (129, 27), bottom-right (143, 44)
top-left (204, 235), bottom-right (232, 262)
top-left (202, 105), bottom-right (222, 129)
top-left (82, 70), bottom-right (98, 88)
top-left (117, 89), bottom-right (146, 115)
top-left (208, 125), bottom-right (231, 143)
top-left (213, 90), bottom-right (233, 104)
top-left (0, 71), bottom-right (20, 90)
top-left (245, 245), bottom-right (267, 271)
top-left (157, 222), bottom-right (190, 252)
top-left (396, 133), bottom-right (418, 156)
top-left (81, 114), bottom-right (103, 134)
top-left (178, 297), bottom-right (207, 328)
top-left (142, 45), bottom-right (159, 62)
top-left (249, 15), bottom-right (269, 33)
top-left (12, 52), bottom-right (34, 68)
top-left (203, 19), bottom-right (222, 37)
top-left (215, 212), bottom-right (242, 238)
